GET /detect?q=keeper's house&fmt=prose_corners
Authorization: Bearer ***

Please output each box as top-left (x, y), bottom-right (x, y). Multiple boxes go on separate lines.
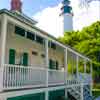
top-left (0, 1), bottom-right (93, 100)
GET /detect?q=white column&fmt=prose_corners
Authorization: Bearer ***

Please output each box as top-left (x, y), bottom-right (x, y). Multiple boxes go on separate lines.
top-left (90, 61), bottom-right (93, 96)
top-left (90, 61), bottom-right (92, 80)
top-left (64, 48), bottom-right (68, 98)
top-left (81, 83), bottom-right (84, 100)
top-left (45, 89), bottom-right (48, 100)
top-left (72, 58), bottom-right (74, 77)
top-left (76, 56), bottom-right (79, 79)
top-left (84, 59), bottom-right (87, 73)
top-left (0, 14), bottom-right (7, 91)
top-left (0, 14), bottom-right (7, 65)
top-left (45, 39), bottom-right (49, 87)
top-left (64, 48), bottom-right (67, 81)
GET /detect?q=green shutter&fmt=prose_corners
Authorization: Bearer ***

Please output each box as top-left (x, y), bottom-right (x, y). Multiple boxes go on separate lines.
top-left (9, 49), bottom-right (15, 64)
top-left (53, 61), bottom-right (56, 69)
top-left (23, 52), bottom-right (28, 66)
top-left (49, 59), bottom-right (53, 69)
top-left (49, 59), bottom-right (57, 69)
top-left (56, 61), bottom-right (59, 70)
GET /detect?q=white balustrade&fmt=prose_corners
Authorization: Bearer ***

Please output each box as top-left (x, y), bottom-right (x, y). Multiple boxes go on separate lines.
top-left (3, 64), bottom-right (47, 90)
top-left (48, 69), bottom-right (65, 86)
top-left (2, 64), bottom-right (66, 90)
top-left (79, 73), bottom-right (92, 84)
top-left (0, 64), bottom-right (92, 90)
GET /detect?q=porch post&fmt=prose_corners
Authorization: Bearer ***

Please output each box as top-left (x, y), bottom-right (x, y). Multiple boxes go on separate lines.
top-left (76, 55), bottom-right (79, 79)
top-left (45, 89), bottom-right (48, 100)
top-left (64, 48), bottom-right (68, 98)
top-left (81, 83), bottom-right (84, 100)
top-left (90, 61), bottom-right (92, 81)
top-left (64, 48), bottom-right (67, 81)
top-left (84, 59), bottom-right (87, 73)
top-left (0, 14), bottom-right (7, 91)
top-left (45, 39), bottom-right (49, 87)
top-left (90, 61), bottom-right (93, 96)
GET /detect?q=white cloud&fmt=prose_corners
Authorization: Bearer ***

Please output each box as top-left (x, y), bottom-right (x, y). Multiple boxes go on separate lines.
top-left (72, 0), bottom-right (99, 30)
top-left (33, 1), bottom-right (100, 37)
top-left (33, 3), bottom-right (63, 37)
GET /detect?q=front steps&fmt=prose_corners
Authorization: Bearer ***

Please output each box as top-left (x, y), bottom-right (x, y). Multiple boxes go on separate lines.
top-left (67, 84), bottom-right (93, 100)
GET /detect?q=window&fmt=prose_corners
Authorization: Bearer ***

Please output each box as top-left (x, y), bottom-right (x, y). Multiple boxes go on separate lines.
top-left (9, 49), bottom-right (16, 73)
top-left (41, 54), bottom-right (45, 58)
top-left (22, 52), bottom-right (28, 66)
top-left (15, 26), bottom-right (25, 37)
top-left (48, 41), bottom-right (51, 48)
top-left (27, 31), bottom-right (35, 41)
top-left (48, 41), bottom-right (56, 50)
top-left (32, 51), bottom-right (38, 56)
top-left (36, 35), bottom-right (44, 44)
top-left (51, 42), bottom-right (56, 50)
top-left (56, 61), bottom-right (59, 70)
top-left (49, 59), bottom-right (53, 69)
top-left (49, 59), bottom-right (56, 69)
top-left (9, 49), bottom-right (16, 64)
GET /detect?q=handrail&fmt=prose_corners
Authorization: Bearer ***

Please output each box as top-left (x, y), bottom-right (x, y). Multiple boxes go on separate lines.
top-left (48, 69), bottom-right (65, 72)
top-left (4, 64), bottom-right (65, 72)
top-left (4, 64), bottom-right (47, 70)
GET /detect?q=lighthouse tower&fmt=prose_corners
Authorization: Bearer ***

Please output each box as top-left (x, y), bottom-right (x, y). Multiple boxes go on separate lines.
top-left (11, 0), bottom-right (22, 12)
top-left (61, 0), bottom-right (73, 32)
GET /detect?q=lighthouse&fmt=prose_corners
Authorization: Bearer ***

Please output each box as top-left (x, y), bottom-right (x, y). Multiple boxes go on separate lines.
top-left (61, 0), bottom-right (73, 33)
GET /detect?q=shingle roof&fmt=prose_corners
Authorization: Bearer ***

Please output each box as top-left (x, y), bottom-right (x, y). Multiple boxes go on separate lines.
top-left (0, 9), bottom-right (37, 25)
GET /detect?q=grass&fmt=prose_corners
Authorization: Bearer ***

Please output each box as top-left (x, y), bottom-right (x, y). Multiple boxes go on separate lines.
top-left (92, 84), bottom-right (100, 99)
top-left (92, 89), bottom-right (100, 98)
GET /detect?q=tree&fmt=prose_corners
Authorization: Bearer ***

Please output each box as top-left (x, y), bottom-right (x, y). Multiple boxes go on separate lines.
top-left (58, 21), bottom-right (100, 80)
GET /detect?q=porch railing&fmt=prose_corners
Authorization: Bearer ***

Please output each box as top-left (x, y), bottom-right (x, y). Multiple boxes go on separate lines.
top-left (78, 73), bottom-right (92, 84)
top-left (3, 64), bottom-right (47, 90)
top-left (3, 64), bottom-right (66, 90)
top-left (66, 73), bottom-right (92, 86)
top-left (1, 64), bottom-right (92, 90)
top-left (48, 69), bottom-right (65, 86)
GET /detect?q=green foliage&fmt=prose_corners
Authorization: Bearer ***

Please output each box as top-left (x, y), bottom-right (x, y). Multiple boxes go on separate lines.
top-left (92, 88), bottom-right (100, 97)
top-left (58, 21), bottom-right (100, 79)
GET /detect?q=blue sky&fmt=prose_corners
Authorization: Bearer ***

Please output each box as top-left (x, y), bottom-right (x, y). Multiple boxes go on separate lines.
top-left (0, 0), bottom-right (61, 16)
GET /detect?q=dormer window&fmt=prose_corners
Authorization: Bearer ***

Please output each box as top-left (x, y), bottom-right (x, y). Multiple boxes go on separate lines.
top-left (36, 35), bottom-right (44, 44)
top-left (48, 41), bottom-right (56, 50)
top-left (15, 26), bottom-right (25, 37)
top-left (51, 42), bottom-right (56, 50)
top-left (27, 31), bottom-right (35, 41)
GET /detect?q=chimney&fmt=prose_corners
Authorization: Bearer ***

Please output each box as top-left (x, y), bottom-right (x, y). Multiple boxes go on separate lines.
top-left (11, 0), bottom-right (22, 13)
